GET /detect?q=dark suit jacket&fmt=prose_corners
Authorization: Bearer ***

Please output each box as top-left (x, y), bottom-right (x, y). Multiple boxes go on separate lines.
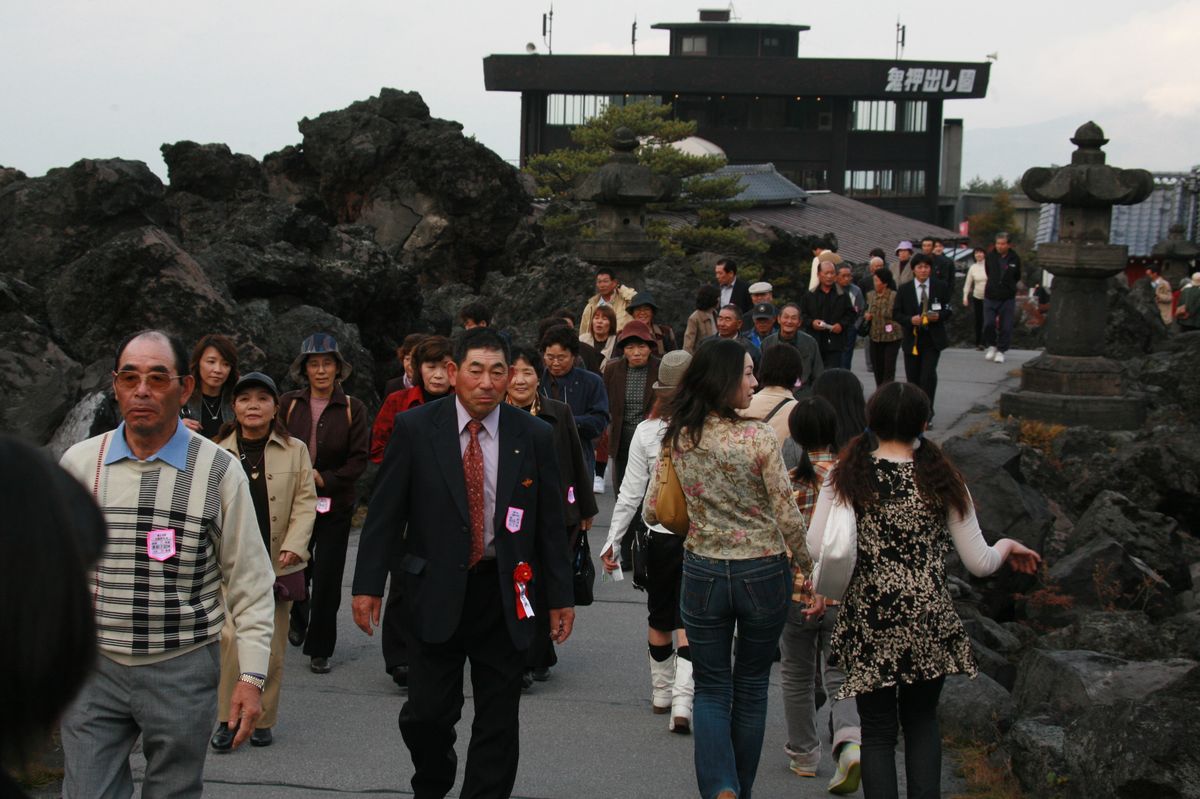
top-left (534, 398), bottom-right (598, 528)
top-left (352, 397), bottom-right (573, 651)
top-left (894, 278), bottom-right (954, 352)
top-left (718, 278), bottom-right (753, 313)
top-left (932, 254), bottom-right (957, 290)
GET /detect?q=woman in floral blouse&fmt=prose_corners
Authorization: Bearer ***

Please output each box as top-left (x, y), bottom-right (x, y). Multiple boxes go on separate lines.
top-left (645, 338), bottom-right (808, 799)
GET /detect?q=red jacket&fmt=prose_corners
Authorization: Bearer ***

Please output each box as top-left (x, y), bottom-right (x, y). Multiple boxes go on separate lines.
top-left (370, 387), bottom-right (426, 463)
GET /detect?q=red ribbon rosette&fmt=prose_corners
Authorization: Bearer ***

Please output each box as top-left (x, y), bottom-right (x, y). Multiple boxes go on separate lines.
top-left (513, 562), bottom-right (535, 620)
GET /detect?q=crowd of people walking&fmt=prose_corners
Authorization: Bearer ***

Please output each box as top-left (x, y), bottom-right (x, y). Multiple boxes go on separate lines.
top-left (9, 236), bottom-right (1051, 799)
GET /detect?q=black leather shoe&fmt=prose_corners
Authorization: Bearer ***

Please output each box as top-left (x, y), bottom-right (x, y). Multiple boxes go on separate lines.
top-left (390, 665), bottom-right (409, 687)
top-left (210, 723), bottom-right (235, 752)
top-left (250, 727), bottom-right (273, 747)
top-left (288, 621), bottom-right (305, 647)
top-left (521, 670), bottom-right (534, 690)
top-left (310, 657), bottom-right (331, 674)
top-left (531, 667), bottom-right (551, 682)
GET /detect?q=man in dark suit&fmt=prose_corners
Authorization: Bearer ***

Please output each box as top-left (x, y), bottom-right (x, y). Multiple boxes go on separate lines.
top-left (714, 257), bottom-right (753, 313)
top-left (351, 327), bottom-right (575, 799)
top-left (921, 236), bottom-right (957, 290)
top-left (894, 252), bottom-right (954, 418)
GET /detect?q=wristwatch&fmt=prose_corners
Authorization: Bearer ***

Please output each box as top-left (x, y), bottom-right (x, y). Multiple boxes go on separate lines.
top-left (238, 672), bottom-right (266, 691)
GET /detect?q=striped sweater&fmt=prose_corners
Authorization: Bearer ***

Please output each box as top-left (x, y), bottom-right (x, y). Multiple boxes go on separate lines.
top-left (61, 428), bottom-right (276, 675)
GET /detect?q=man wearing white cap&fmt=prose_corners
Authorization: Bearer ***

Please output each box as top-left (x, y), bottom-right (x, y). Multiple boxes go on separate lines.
top-left (742, 281), bottom-right (776, 330)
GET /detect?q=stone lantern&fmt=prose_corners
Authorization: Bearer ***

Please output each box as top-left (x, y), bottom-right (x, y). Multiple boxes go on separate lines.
top-left (1151, 223), bottom-right (1199, 286)
top-left (999, 122), bottom-right (1154, 430)
top-left (573, 127), bottom-right (678, 279)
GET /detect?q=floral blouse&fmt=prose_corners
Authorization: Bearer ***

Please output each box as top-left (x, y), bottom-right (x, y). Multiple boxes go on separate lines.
top-left (644, 415), bottom-right (809, 569)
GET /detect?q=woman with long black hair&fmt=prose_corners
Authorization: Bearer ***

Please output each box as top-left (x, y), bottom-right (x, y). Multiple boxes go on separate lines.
top-left (812, 368), bottom-right (867, 451)
top-left (811, 382), bottom-right (1039, 798)
top-left (183, 334), bottom-right (238, 439)
top-left (644, 339), bottom-right (807, 799)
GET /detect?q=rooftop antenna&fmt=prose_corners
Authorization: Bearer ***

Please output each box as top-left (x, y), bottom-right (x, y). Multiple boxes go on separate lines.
top-left (985, 51), bottom-right (999, 62)
top-left (542, 4), bottom-right (554, 55)
top-left (631, 17), bottom-right (637, 54)
top-left (728, 3), bottom-right (740, 21)
top-left (895, 19), bottom-right (906, 60)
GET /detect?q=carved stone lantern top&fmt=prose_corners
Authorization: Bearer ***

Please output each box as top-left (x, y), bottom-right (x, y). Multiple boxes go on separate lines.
top-left (1152, 223), bottom-right (1200, 259)
top-left (1020, 121), bottom-right (1154, 210)
top-left (573, 127), bottom-right (677, 206)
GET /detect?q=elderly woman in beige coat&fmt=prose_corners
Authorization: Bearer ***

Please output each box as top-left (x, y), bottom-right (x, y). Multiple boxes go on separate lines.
top-left (210, 372), bottom-right (317, 751)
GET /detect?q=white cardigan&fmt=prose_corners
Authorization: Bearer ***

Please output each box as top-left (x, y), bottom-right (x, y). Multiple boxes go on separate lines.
top-left (807, 455), bottom-right (1002, 578)
top-left (603, 417), bottom-right (671, 556)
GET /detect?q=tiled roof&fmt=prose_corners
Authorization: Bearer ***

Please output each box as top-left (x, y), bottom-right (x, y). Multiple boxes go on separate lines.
top-left (657, 189), bottom-right (962, 264)
top-left (1034, 169), bottom-right (1199, 257)
top-left (713, 163), bottom-right (807, 206)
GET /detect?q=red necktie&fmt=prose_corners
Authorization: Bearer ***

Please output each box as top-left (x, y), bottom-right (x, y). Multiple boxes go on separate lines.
top-left (464, 420), bottom-right (485, 568)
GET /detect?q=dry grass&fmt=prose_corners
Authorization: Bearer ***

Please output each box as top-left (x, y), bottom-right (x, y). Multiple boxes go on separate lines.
top-left (949, 742), bottom-right (1026, 799)
top-left (1016, 420), bottom-right (1066, 454)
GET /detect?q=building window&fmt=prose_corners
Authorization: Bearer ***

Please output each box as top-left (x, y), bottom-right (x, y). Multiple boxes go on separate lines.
top-left (901, 101), bottom-right (928, 132)
top-left (681, 35), bottom-right (707, 55)
top-left (760, 34), bottom-right (784, 55)
top-left (844, 169), bottom-right (926, 197)
top-left (546, 94), bottom-right (660, 127)
top-left (850, 100), bottom-right (896, 132)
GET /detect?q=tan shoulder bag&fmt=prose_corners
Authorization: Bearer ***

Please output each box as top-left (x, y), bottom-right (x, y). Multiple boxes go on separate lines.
top-left (655, 443), bottom-right (690, 536)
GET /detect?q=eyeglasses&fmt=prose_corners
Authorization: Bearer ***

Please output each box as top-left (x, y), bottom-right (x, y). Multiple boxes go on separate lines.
top-left (113, 370), bottom-right (184, 391)
top-left (542, 353), bottom-right (573, 363)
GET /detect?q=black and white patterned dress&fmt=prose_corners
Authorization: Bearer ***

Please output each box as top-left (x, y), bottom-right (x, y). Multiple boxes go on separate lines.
top-left (829, 458), bottom-right (977, 698)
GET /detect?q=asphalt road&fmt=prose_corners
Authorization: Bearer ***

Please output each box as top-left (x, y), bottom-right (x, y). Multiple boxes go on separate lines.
top-left (74, 348), bottom-right (1037, 797)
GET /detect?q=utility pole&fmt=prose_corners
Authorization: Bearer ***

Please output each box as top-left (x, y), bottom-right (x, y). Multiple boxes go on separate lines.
top-left (895, 19), bottom-right (906, 60)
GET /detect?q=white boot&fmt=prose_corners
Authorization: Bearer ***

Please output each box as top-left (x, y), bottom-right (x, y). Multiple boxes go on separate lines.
top-left (648, 651), bottom-right (675, 714)
top-left (669, 656), bottom-right (694, 734)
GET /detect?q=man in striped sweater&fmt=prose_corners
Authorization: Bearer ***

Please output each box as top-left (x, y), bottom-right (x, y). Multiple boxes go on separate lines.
top-left (58, 330), bottom-right (276, 798)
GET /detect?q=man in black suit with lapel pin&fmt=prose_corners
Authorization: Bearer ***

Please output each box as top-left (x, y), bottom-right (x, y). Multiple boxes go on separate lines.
top-left (894, 252), bottom-right (954, 419)
top-left (351, 327), bottom-right (575, 799)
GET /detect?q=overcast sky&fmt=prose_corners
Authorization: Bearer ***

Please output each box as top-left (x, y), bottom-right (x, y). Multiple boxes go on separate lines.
top-left (2, 0), bottom-right (1196, 186)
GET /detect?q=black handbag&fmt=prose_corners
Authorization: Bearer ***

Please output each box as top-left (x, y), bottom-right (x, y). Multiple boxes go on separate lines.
top-left (630, 517), bottom-right (651, 591)
top-left (857, 315), bottom-right (872, 337)
top-left (572, 530), bottom-right (596, 606)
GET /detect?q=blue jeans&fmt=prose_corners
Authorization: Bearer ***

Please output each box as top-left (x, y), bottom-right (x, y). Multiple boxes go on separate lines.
top-left (681, 552), bottom-right (791, 799)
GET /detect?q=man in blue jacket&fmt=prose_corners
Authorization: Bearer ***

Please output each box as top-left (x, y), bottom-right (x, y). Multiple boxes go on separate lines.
top-left (537, 324), bottom-right (610, 480)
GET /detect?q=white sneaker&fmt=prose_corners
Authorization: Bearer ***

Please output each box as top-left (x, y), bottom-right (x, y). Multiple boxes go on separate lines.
top-left (984, 347), bottom-right (997, 361)
top-left (593, 475), bottom-right (605, 495)
top-left (994, 351), bottom-right (1006, 364)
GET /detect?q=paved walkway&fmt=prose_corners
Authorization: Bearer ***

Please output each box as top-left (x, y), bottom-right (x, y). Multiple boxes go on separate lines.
top-left (103, 348), bottom-right (1035, 797)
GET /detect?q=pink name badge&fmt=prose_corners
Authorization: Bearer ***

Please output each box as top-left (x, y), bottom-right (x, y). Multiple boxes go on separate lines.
top-left (567, 486), bottom-right (576, 504)
top-left (316, 497), bottom-right (332, 514)
top-left (147, 528), bottom-right (177, 562)
top-left (885, 323), bottom-right (894, 333)
top-left (505, 507), bottom-right (524, 533)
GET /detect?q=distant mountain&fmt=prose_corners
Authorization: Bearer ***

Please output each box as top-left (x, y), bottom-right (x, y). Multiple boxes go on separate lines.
top-left (962, 109), bottom-right (1198, 188)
